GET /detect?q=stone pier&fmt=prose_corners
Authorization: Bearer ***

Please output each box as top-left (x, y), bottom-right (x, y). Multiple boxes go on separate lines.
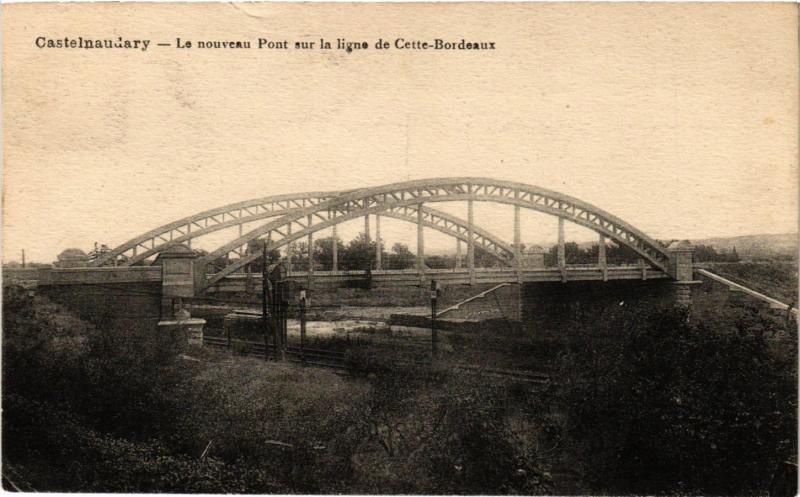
top-left (666, 240), bottom-right (698, 308)
top-left (153, 244), bottom-right (206, 347)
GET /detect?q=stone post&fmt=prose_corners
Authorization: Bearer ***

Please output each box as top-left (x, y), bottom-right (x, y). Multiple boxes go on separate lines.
top-left (157, 307), bottom-right (206, 351)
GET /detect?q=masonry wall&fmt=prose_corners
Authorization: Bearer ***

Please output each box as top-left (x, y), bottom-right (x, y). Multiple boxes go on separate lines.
top-left (438, 284), bottom-right (521, 321)
top-left (38, 282), bottom-right (163, 331)
top-left (690, 274), bottom-right (781, 321)
top-left (519, 276), bottom-right (771, 334)
top-left (519, 280), bottom-right (675, 335)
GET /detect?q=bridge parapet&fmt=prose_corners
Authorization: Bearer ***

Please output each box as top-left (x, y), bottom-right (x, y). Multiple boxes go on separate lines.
top-left (205, 265), bottom-right (670, 292)
top-left (36, 266), bottom-right (161, 286)
top-left (2, 268), bottom-right (41, 287)
top-left (2, 266), bottom-right (163, 286)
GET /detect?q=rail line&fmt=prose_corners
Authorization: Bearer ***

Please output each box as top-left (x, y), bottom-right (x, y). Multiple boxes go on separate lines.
top-left (454, 364), bottom-right (552, 384)
top-left (203, 335), bottom-right (552, 384)
top-left (203, 336), bottom-right (350, 371)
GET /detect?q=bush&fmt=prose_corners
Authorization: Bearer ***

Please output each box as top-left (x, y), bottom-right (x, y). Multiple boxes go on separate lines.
top-left (555, 306), bottom-right (797, 495)
top-left (2, 394), bottom-right (286, 493)
top-left (349, 361), bottom-right (553, 494)
top-left (167, 358), bottom-right (372, 493)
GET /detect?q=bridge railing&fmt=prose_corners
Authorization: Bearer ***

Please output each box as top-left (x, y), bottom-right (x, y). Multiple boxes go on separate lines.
top-left (206, 263), bottom-right (658, 279)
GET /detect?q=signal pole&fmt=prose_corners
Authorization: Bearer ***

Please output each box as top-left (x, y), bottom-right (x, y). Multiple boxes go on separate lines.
top-left (430, 279), bottom-right (439, 358)
top-left (300, 290), bottom-right (307, 366)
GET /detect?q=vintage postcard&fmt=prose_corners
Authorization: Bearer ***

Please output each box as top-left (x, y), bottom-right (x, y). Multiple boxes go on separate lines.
top-left (2, 2), bottom-right (798, 495)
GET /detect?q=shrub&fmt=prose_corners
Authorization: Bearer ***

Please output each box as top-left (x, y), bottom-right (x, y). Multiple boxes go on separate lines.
top-left (556, 306), bottom-right (797, 495)
top-left (2, 394), bottom-right (286, 493)
top-left (349, 361), bottom-right (553, 494)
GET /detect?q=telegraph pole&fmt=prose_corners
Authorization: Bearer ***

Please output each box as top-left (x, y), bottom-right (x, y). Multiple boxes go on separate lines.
top-left (268, 240), bottom-right (269, 361)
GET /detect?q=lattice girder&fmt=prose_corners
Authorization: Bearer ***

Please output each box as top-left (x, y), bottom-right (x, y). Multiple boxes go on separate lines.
top-left (93, 191), bottom-right (346, 266)
top-left (97, 189), bottom-right (515, 268)
top-left (200, 202), bottom-right (517, 285)
top-left (199, 178), bottom-right (670, 290)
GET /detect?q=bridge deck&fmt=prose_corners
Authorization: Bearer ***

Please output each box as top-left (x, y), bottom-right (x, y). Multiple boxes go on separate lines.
top-left (207, 264), bottom-right (667, 292)
top-left (2, 264), bottom-right (668, 293)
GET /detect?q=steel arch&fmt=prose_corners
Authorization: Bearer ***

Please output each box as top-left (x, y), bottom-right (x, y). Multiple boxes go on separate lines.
top-left (93, 191), bottom-right (344, 266)
top-left (199, 178), bottom-right (671, 291)
top-left (97, 189), bottom-right (515, 267)
top-left (379, 205), bottom-right (515, 262)
top-left (200, 201), bottom-right (513, 290)
top-left (205, 203), bottom-right (516, 272)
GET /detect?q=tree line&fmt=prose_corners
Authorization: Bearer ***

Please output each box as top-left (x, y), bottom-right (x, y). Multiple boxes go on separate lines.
top-left (220, 233), bottom-right (708, 273)
top-left (542, 242), bottom-right (740, 266)
top-left (206, 232), bottom-right (504, 273)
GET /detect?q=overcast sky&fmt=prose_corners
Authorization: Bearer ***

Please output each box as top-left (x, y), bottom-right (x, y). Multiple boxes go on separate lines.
top-left (3, 2), bottom-right (797, 263)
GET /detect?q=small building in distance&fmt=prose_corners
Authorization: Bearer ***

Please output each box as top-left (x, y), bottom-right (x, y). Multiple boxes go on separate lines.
top-left (521, 245), bottom-right (546, 268)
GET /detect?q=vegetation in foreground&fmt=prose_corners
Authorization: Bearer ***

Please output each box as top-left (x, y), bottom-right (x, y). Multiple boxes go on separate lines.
top-left (2, 285), bottom-right (796, 494)
top-left (554, 303), bottom-right (797, 495)
top-left (2, 287), bottom-right (552, 494)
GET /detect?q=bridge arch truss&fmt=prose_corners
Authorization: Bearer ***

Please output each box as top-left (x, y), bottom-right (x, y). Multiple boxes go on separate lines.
top-left (95, 190), bottom-right (516, 268)
top-left (197, 178), bottom-right (672, 291)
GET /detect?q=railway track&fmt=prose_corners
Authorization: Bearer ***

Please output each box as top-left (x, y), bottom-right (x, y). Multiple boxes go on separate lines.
top-left (203, 336), bottom-right (350, 371)
top-left (454, 364), bottom-right (551, 384)
top-left (203, 336), bottom-right (552, 384)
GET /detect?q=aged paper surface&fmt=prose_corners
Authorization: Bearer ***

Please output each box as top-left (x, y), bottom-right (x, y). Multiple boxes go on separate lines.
top-left (2, 2), bottom-right (798, 495)
top-left (3, 3), bottom-right (797, 259)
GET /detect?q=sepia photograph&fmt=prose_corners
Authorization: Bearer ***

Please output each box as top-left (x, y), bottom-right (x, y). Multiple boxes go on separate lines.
top-left (2, 2), bottom-right (798, 495)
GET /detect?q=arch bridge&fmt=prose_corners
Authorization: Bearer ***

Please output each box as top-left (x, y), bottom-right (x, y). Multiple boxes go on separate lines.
top-left (91, 178), bottom-right (694, 295)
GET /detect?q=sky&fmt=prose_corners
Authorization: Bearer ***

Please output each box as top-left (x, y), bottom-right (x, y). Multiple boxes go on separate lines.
top-left (2, 2), bottom-right (797, 263)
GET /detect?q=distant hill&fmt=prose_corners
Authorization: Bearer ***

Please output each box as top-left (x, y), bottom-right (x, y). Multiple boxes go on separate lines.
top-left (689, 233), bottom-right (797, 259)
